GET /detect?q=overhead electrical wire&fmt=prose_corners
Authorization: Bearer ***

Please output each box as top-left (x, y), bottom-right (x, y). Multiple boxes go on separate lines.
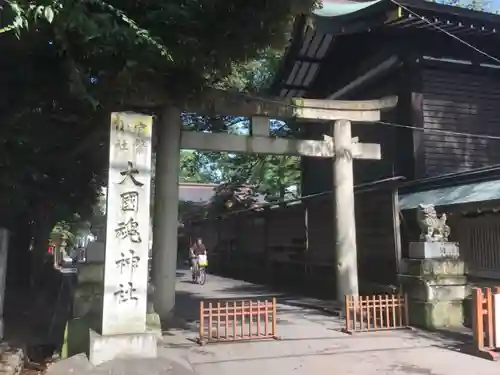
top-left (218, 1), bottom-right (500, 142)
top-left (188, 4), bottom-right (500, 220)
top-left (388, 0), bottom-right (500, 65)
top-left (232, 91), bottom-right (500, 141)
top-left (376, 120), bottom-right (500, 140)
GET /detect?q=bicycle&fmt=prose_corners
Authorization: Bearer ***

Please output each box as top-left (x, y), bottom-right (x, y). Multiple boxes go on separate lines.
top-left (193, 254), bottom-right (208, 285)
top-left (196, 265), bottom-right (207, 285)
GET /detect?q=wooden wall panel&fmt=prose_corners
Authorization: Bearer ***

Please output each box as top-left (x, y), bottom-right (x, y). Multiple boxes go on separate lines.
top-left (422, 68), bottom-right (500, 177)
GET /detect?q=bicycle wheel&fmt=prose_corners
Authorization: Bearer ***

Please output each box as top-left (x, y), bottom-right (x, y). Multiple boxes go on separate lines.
top-left (199, 268), bottom-right (207, 285)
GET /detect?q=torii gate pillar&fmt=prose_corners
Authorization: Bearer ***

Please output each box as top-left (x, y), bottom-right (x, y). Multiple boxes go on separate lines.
top-left (333, 119), bottom-right (360, 299)
top-left (151, 106), bottom-right (181, 319)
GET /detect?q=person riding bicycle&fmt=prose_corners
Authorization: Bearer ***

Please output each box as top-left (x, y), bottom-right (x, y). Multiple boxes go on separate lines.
top-left (189, 237), bottom-right (207, 281)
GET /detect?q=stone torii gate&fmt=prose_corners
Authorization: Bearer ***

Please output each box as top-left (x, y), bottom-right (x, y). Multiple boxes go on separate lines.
top-left (152, 92), bottom-right (397, 315)
top-left (85, 91), bottom-right (396, 364)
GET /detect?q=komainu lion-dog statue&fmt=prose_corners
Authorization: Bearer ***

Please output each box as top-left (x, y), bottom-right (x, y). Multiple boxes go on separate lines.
top-left (417, 203), bottom-right (450, 242)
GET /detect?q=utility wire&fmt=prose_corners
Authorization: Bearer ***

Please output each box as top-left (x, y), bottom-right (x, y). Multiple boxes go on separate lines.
top-left (232, 91), bottom-right (500, 141)
top-left (388, 0), bottom-right (500, 65)
top-left (210, 1), bottom-right (500, 142)
top-left (187, 4), bottom-right (500, 221)
top-left (376, 120), bottom-right (500, 140)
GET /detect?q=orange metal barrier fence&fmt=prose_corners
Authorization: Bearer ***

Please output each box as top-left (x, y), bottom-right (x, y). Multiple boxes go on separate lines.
top-left (344, 294), bottom-right (410, 334)
top-left (472, 287), bottom-right (500, 360)
top-left (198, 297), bottom-right (278, 345)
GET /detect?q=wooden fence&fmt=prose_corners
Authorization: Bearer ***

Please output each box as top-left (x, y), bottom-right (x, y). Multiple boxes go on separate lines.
top-left (472, 287), bottom-right (499, 360)
top-left (198, 297), bottom-right (278, 345)
top-left (343, 294), bottom-right (410, 334)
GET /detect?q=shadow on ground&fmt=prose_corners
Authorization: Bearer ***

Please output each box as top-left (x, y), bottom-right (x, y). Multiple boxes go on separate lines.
top-left (172, 283), bottom-right (340, 335)
top-left (189, 343), bottom-right (440, 366)
top-left (172, 271), bottom-right (483, 361)
top-left (209, 282), bottom-right (341, 317)
top-left (409, 327), bottom-right (475, 355)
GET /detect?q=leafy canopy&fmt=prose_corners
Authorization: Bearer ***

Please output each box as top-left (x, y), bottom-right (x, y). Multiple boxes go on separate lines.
top-left (0, 0), bottom-right (319, 230)
top-left (1, 0), bottom-right (319, 105)
top-left (179, 49), bottom-right (301, 204)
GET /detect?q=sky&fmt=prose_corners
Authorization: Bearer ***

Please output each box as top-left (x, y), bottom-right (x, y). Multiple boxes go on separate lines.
top-left (319, 0), bottom-right (500, 14)
top-left (489, 0), bottom-right (500, 11)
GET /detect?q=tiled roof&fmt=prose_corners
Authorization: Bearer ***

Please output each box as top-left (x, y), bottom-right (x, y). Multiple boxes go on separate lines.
top-left (178, 182), bottom-right (268, 204)
top-left (272, 0), bottom-right (500, 98)
top-left (179, 183), bottom-right (218, 203)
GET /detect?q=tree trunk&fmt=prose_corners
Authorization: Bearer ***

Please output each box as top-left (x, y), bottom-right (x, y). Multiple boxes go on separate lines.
top-left (278, 163), bottom-right (286, 206)
top-left (6, 218), bottom-right (31, 288)
top-left (30, 208), bottom-right (54, 290)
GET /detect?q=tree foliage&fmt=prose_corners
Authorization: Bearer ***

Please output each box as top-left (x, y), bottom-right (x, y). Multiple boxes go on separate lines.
top-left (209, 183), bottom-right (259, 214)
top-left (435, 0), bottom-right (493, 12)
top-left (0, 0), bottom-right (320, 276)
top-left (50, 221), bottom-right (76, 251)
top-left (178, 0), bottom-right (497, 203)
top-left (1, 0), bottom-right (319, 105)
top-left (179, 49), bottom-right (301, 201)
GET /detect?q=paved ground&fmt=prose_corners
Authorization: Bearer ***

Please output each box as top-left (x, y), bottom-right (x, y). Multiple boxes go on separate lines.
top-left (159, 269), bottom-right (500, 375)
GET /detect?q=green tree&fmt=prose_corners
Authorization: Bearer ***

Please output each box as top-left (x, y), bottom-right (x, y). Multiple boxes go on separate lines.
top-left (0, 0), bottom-right (320, 285)
top-left (179, 49), bottom-right (301, 200)
top-left (1, 1), bottom-right (319, 106)
top-left (179, 150), bottom-right (224, 183)
top-left (209, 183), bottom-right (259, 216)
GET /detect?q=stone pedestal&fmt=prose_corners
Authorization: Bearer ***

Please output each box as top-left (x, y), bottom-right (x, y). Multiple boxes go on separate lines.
top-left (409, 241), bottom-right (460, 259)
top-left (64, 264), bottom-right (161, 358)
top-left (63, 262), bottom-right (105, 358)
top-left (399, 242), bottom-right (469, 329)
top-left (85, 240), bottom-right (105, 263)
top-left (89, 330), bottom-right (157, 366)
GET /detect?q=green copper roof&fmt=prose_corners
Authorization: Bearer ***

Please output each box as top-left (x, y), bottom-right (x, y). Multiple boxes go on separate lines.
top-left (399, 180), bottom-right (500, 210)
top-left (313, 0), bottom-right (383, 18)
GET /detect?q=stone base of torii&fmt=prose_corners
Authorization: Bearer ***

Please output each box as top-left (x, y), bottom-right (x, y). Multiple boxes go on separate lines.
top-left (65, 90), bottom-right (397, 365)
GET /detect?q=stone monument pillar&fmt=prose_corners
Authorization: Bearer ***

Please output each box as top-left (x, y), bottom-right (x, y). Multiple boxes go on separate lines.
top-left (63, 113), bottom-right (158, 364)
top-left (399, 204), bottom-right (468, 329)
top-left (85, 112), bottom-right (158, 366)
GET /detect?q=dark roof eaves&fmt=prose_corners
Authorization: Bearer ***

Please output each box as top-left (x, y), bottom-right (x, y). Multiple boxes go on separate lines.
top-left (399, 165), bottom-right (500, 195)
top-left (268, 16), bottom-right (308, 95)
top-left (316, 0), bottom-right (500, 25)
top-left (397, 0), bottom-right (500, 24)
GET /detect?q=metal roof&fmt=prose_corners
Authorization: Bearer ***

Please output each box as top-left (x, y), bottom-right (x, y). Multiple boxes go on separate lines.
top-left (399, 179), bottom-right (500, 210)
top-left (385, 7), bottom-right (499, 37)
top-left (315, 0), bottom-right (382, 18)
top-left (275, 0), bottom-right (500, 98)
top-left (179, 183), bottom-right (217, 203)
top-left (278, 27), bottom-right (334, 99)
top-left (277, 0), bottom-right (395, 98)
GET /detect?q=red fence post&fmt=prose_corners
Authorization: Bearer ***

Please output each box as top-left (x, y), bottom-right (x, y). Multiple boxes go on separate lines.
top-left (198, 298), bottom-right (279, 345)
top-left (404, 293), bottom-right (409, 326)
top-left (486, 288), bottom-right (494, 349)
top-left (344, 295), bottom-right (351, 333)
top-left (199, 300), bottom-right (205, 344)
top-left (471, 287), bottom-right (499, 361)
top-left (342, 294), bottom-right (411, 334)
top-left (271, 297), bottom-right (277, 339)
top-left (473, 288), bottom-right (484, 351)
